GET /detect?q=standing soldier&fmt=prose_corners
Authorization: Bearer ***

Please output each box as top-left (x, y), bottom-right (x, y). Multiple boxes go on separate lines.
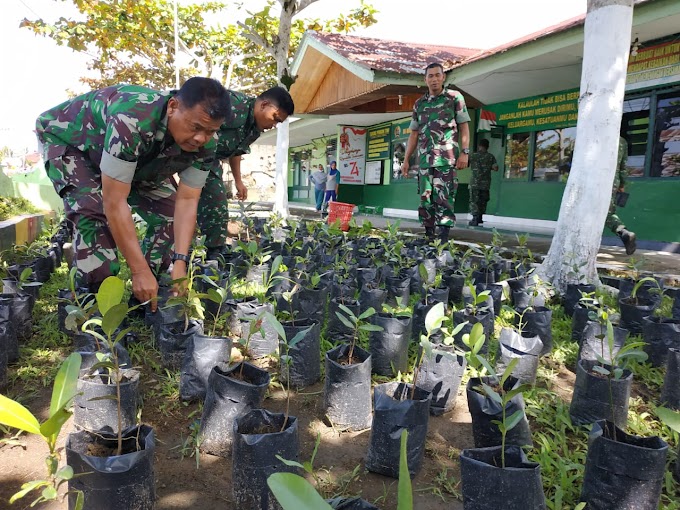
top-left (401, 62), bottom-right (471, 242)
top-left (606, 136), bottom-right (636, 254)
top-left (36, 77), bottom-right (232, 308)
top-left (198, 87), bottom-right (294, 260)
top-left (468, 138), bottom-right (498, 226)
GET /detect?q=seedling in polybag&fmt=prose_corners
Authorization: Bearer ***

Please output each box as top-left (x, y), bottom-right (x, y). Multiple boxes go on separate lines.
top-left (0, 352), bottom-right (84, 509)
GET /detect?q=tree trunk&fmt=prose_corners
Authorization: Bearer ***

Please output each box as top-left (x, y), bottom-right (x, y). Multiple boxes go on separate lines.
top-left (274, 118), bottom-right (291, 216)
top-left (271, 0), bottom-right (297, 218)
top-left (536, 0), bottom-right (634, 294)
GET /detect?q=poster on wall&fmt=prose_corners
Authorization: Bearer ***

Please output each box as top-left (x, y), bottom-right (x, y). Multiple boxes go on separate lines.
top-left (365, 160), bottom-right (382, 184)
top-left (338, 126), bottom-right (367, 185)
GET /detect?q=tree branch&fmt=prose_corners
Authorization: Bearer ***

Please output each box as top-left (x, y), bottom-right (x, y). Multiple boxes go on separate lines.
top-left (237, 21), bottom-right (276, 58)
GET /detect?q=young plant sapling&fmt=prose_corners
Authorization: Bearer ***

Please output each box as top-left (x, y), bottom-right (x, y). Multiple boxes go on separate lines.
top-left (589, 307), bottom-right (648, 439)
top-left (262, 311), bottom-right (311, 431)
top-left (410, 302), bottom-right (466, 400)
top-left (166, 254), bottom-right (206, 333)
top-left (0, 352), bottom-right (84, 509)
top-left (81, 276), bottom-right (141, 456)
top-left (479, 358), bottom-right (527, 468)
top-left (334, 305), bottom-right (383, 364)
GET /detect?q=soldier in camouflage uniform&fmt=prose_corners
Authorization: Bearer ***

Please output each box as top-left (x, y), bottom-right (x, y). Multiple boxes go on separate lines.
top-left (468, 138), bottom-right (498, 226)
top-left (198, 87), bottom-right (294, 259)
top-left (606, 137), bottom-right (636, 254)
top-left (402, 62), bottom-right (471, 241)
top-left (36, 77), bottom-right (232, 307)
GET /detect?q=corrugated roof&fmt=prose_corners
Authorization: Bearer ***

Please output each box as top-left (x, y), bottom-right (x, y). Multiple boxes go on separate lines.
top-left (309, 32), bottom-right (480, 75)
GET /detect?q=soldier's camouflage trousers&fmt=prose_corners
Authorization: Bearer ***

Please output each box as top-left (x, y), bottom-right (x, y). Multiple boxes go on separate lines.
top-left (197, 161), bottom-right (229, 249)
top-left (418, 165), bottom-right (458, 229)
top-left (605, 190), bottom-right (624, 233)
top-left (45, 146), bottom-right (175, 288)
top-left (468, 186), bottom-right (490, 217)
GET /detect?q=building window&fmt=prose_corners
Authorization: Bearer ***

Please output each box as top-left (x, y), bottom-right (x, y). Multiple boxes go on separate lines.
top-left (651, 92), bottom-right (680, 178)
top-left (622, 96), bottom-right (651, 178)
top-left (504, 133), bottom-right (530, 180)
top-left (532, 127), bottom-right (576, 182)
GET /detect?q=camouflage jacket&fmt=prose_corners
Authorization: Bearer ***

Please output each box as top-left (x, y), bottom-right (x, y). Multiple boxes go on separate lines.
top-left (35, 84), bottom-right (217, 189)
top-left (469, 151), bottom-right (498, 190)
top-left (214, 91), bottom-right (261, 160)
top-left (614, 137), bottom-right (628, 190)
top-left (410, 89), bottom-right (471, 169)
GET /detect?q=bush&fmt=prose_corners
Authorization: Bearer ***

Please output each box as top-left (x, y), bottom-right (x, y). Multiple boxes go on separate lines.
top-left (0, 196), bottom-right (38, 221)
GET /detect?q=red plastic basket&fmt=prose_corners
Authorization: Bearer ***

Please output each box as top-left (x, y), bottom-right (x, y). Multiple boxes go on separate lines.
top-left (327, 201), bottom-right (354, 231)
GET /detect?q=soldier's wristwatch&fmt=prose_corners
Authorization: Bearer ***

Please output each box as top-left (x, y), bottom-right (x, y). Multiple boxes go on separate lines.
top-left (462, 148), bottom-right (470, 155)
top-left (171, 253), bottom-right (191, 264)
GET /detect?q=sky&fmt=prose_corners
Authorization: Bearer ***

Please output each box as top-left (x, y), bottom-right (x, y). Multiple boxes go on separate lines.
top-left (0, 0), bottom-right (587, 152)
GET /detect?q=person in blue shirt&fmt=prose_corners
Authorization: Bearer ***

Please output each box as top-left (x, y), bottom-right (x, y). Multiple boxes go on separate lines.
top-left (322, 161), bottom-right (340, 211)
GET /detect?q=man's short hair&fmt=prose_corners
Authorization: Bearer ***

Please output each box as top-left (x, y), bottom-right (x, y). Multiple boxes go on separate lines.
top-left (258, 86), bottom-right (295, 116)
top-left (425, 62), bottom-right (444, 73)
top-left (176, 77), bottom-right (232, 121)
top-left (479, 138), bottom-right (490, 149)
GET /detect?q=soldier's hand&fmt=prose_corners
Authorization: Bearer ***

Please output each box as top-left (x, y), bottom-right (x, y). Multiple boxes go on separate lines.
top-left (618, 186), bottom-right (625, 193)
top-left (170, 261), bottom-right (188, 298)
top-left (401, 161), bottom-right (410, 178)
top-left (456, 154), bottom-right (469, 169)
top-left (132, 268), bottom-right (159, 312)
top-left (235, 181), bottom-right (248, 201)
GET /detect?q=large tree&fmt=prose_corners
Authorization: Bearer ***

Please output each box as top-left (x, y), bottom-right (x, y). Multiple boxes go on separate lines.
top-left (21, 0), bottom-right (376, 92)
top-left (22, 0), bottom-right (376, 217)
top-left (536, 0), bottom-right (634, 293)
top-left (235, 0), bottom-right (376, 216)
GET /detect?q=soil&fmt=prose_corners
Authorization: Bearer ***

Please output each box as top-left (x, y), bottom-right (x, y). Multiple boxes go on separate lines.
top-left (86, 442), bottom-right (118, 458)
top-left (0, 360), bottom-right (479, 510)
top-left (0, 328), bottom-right (654, 510)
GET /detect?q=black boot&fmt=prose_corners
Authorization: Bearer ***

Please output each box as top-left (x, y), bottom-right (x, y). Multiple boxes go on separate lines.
top-left (618, 229), bottom-right (637, 255)
top-left (468, 215), bottom-right (479, 227)
top-left (425, 227), bottom-right (435, 241)
top-left (438, 226), bottom-right (450, 242)
top-left (477, 214), bottom-right (484, 225)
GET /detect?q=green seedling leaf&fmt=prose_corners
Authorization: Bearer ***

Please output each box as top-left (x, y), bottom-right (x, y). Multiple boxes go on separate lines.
top-left (9, 480), bottom-right (49, 503)
top-left (275, 455), bottom-right (306, 470)
top-left (73, 490), bottom-right (84, 510)
top-left (357, 306), bottom-right (376, 321)
top-left (267, 472), bottom-right (333, 510)
top-left (591, 365), bottom-right (611, 376)
top-left (20, 267), bottom-right (33, 282)
top-left (50, 352), bottom-right (81, 416)
top-left (56, 466), bottom-right (74, 481)
top-left (504, 386), bottom-right (527, 401)
top-left (424, 302), bottom-right (446, 334)
top-left (42, 485), bottom-right (58, 500)
top-left (262, 311), bottom-right (286, 342)
top-left (101, 302), bottom-right (129, 337)
top-left (335, 312), bottom-right (355, 330)
top-left (397, 429), bottom-right (413, 510)
top-left (656, 406), bottom-right (680, 434)
top-left (96, 276), bottom-right (125, 315)
top-left (477, 356), bottom-right (496, 378)
top-left (39, 407), bottom-right (72, 440)
top-left (288, 327), bottom-right (312, 349)
top-left (481, 383), bottom-right (502, 404)
top-left (114, 327), bottom-right (133, 346)
top-left (504, 410), bottom-right (525, 432)
top-left (359, 324), bottom-right (384, 332)
top-left (500, 358), bottom-right (519, 386)
top-left (0, 394), bottom-right (41, 435)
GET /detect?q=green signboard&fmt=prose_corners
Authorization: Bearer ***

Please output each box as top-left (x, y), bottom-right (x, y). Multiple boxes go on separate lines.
top-left (391, 119), bottom-right (413, 142)
top-left (367, 124), bottom-right (391, 160)
top-left (486, 88), bottom-right (579, 133)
